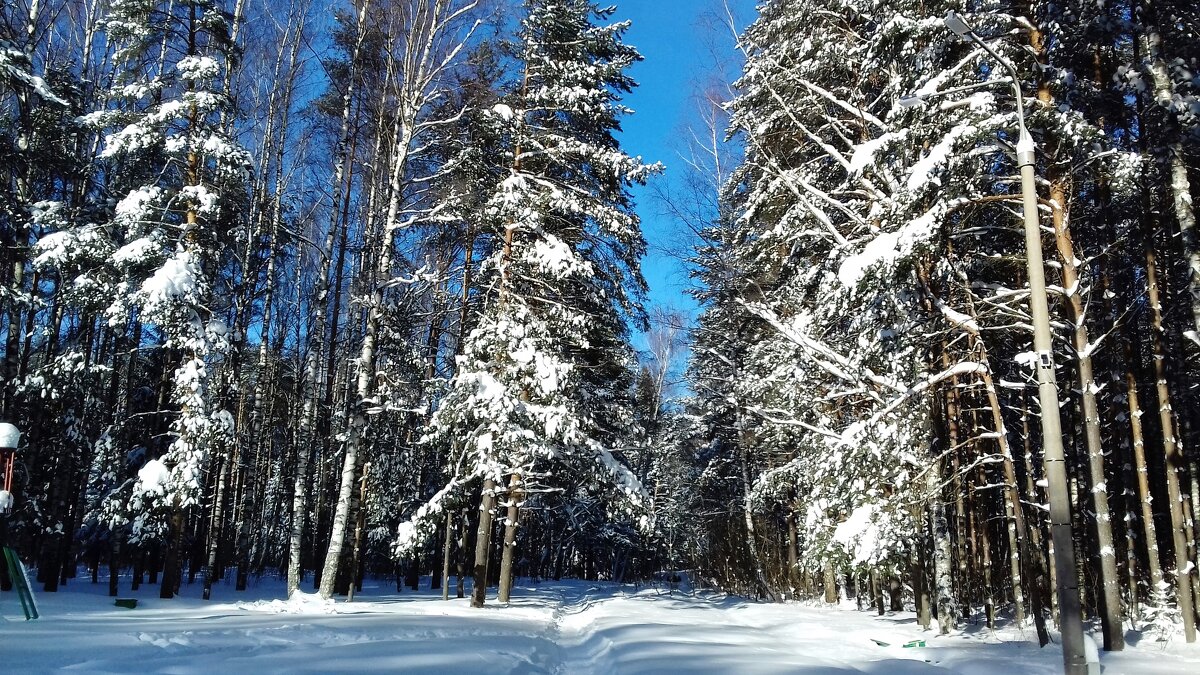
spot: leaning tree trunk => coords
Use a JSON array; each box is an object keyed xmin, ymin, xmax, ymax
[
  {"xmin": 1144, "ymin": 236, "xmax": 1197, "ymax": 642},
  {"xmin": 1124, "ymin": 339, "xmax": 1164, "ymax": 605},
  {"xmin": 942, "ymin": 283, "xmax": 1047, "ymax": 640},
  {"xmin": 318, "ymin": 86, "xmax": 415, "ymax": 600},
  {"xmin": 941, "ymin": 348, "xmax": 970, "ymax": 614},
  {"xmin": 978, "ymin": 359, "xmax": 1045, "ymax": 640},
  {"xmin": 1050, "ymin": 194, "xmax": 1124, "ymax": 650}
]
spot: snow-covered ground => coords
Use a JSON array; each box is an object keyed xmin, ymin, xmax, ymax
[{"xmin": 2, "ymin": 577, "xmax": 1196, "ymax": 674}]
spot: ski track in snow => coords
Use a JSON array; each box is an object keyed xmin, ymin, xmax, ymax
[{"xmin": 2, "ymin": 578, "xmax": 1196, "ymax": 674}]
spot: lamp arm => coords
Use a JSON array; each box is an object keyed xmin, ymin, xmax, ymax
[{"xmin": 964, "ymin": 31, "xmax": 1033, "ymax": 157}]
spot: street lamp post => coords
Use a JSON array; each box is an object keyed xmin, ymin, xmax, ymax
[
  {"xmin": 918, "ymin": 11, "xmax": 1088, "ymax": 675},
  {"xmin": 1, "ymin": 423, "xmax": 20, "ymax": 551}
]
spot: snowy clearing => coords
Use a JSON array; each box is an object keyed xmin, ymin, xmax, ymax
[{"xmin": 3, "ymin": 578, "xmax": 1197, "ymax": 674}]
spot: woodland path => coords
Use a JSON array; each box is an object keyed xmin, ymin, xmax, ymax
[{"xmin": 1, "ymin": 578, "xmax": 1195, "ymax": 674}]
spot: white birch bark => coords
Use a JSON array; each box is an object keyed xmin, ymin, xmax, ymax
[
  {"xmin": 319, "ymin": 0, "xmax": 479, "ymax": 599},
  {"xmin": 289, "ymin": 0, "xmax": 371, "ymax": 598},
  {"xmin": 1141, "ymin": 15, "xmax": 1200, "ymax": 341}
]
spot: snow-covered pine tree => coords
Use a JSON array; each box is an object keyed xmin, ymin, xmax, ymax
[
  {"xmin": 716, "ymin": 0, "xmax": 930, "ymax": 608},
  {"xmin": 71, "ymin": 0, "xmax": 250, "ymax": 599},
  {"xmin": 2, "ymin": 29, "xmax": 70, "ymax": 418},
  {"xmin": 2, "ymin": 24, "xmax": 99, "ymax": 590},
  {"xmin": 720, "ymin": 0, "xmax": 1005, "ymax": 623},
  {"xmin": 708, "ymin": 0, "xmax": 1151, "ymax": 640},
  {"xmin": 393, "ymin": 0, "xmax": 656, "ymax": 607}
]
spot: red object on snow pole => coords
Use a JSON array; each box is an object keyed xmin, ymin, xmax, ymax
[
  {"xmin": 0, "ymin": 422, "xmax": 18, "ymax": 514},
  {"xmin": 1, "ymin": 446, "xmax": 14, "ymax": 495}
]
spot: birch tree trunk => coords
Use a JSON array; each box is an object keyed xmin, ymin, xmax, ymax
[
  {"xmin": 319, "ymin": 420, "xmax": 363, "ymax": 598},
  {"xmin": 347, "ymin": 463, "xmax": 370, "ymax": 602},
  {"xmin": 1139, "ymin": 5, "xmax": 1200, "ymax": 341},
  {"xmin": 319, "ymin": 0, "xmax": 478, "ymax": 598},
  {"xmin": 288, "ymin": 0, "xmax": 370, "ymax": 598},
  {"xmin": 202, "ymin": 449, "xmax": 229, "ymax": 600},
  {"xmin": 738, "ymin": 425, "xmax": 776, "ymax": 603}
]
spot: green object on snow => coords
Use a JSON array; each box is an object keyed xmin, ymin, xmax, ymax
[
  {"xmin": 870, "ymin": 639, "xmax": 890, "ymax": 647},
  {"xmin": 2, "ymin": 546, "xmax": 39, "ymax": 620},
  {"xmin": 115, "ymin": 598, "xmax": 138, "ymax": 609},
  {"xmin": 903, "ymin": 640, "xmax": 926, "ymax": 648}
]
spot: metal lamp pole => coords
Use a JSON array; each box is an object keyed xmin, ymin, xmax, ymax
[{"xmin": 939, "ymin": 11, "xmax": 1088, "ymax": 674}]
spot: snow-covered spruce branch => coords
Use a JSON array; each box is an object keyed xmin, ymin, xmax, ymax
[
  {"xmin": 742, "ymin": 405, "xmax": 841, "ymax": 441},
  {"xmin": 739, "ymin": 301, "xmax": 901, "ymax": 397},
  {"xmin": 392, "ymin": 472, "xmax": 477, "ymax": 558}
]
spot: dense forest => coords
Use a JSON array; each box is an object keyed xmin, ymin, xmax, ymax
[{"xmin": 1, "ymin": 0, "xmax": 1198, "ymax": 656}]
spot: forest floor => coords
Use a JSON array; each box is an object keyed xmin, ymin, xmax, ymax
[{"xmin": 1, "ymin": 575, "xmax": 1197, "ymax": 673}]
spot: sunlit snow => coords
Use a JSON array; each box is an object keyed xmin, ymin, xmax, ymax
[{"xmin": 4, "ymin": 578, "xmax": 1195, "ymax": 674}]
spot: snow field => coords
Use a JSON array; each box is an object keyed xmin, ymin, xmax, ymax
[{"xmin": 2, "ymin": 578, "xmax": 1197, "ymax": 674}]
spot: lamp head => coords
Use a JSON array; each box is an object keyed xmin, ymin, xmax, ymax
[
  {"xmin": 943, "ymin": 10, "xmax": 974, "ymax": 37},
  {"xmin": 0, "ymin": 423, "xmax": 18, "ymax": 450}
]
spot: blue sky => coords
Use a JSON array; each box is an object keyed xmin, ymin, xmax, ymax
[{"xmin": 610, "ymin": 1, "xmax": 752, "ymax": 326}]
